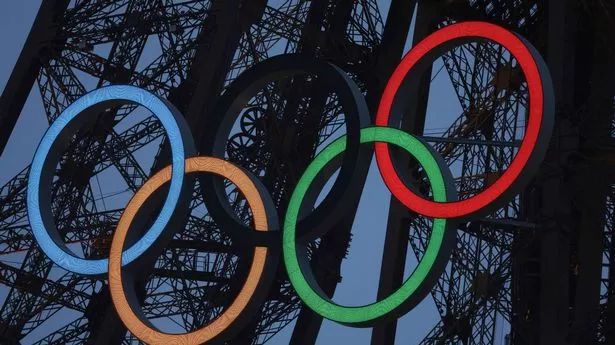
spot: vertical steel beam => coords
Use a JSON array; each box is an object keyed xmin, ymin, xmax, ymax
[
  {"xmin": 525, "ymin": 0, "xmax": 589, "ymax": 343},
  {"xmin": 567, "ymin": 1, "xmax": 615, "ymax": 342},
  {"xmin": 181, "ymin": 0, "xmax": 267, "ymax": 137},
  {"xmin": 370, "ymin": 1, "xmax": 437, "ymax": 344},
  {"xmin": 0, "ymin": 0, "xmax": 69, "ymax": 157},
  {"xmin": 522, "ymin": 1, "xmax": 577, "ymax": 343},
  {"xmin": 152, "ymin": 0, "xmax": 266, "ymax": 170},
  {"xmin": 288, "ymin": 1, "xmax": 359, "ymax": 344},
  {"xmin": 510, "ymin": 1, "xmax": 577, "ymax": 343},
  {"xmin": 364, "ymin": 0, "xmax": 417, "ymax": 116}
]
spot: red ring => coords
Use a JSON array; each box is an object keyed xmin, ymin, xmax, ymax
[{"xmin": 375, "ymin": 21, "xmax": 546, "ymax": 219}]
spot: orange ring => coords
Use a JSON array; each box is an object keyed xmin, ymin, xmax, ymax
[{"xmin": 109, "ymin": 157, "xmax": 269, "ymax": 345}]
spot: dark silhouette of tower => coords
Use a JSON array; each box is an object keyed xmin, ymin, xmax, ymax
[{"xmin": 0, "ymin": 1, "xmax": 613, "ymax": 344}]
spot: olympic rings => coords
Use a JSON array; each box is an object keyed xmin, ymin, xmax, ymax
[
  {"xmin": 27, "ymin": 85, "xmax": 195, "ymax": 276},
  {"xmin": 24, "ymin": 20, "xmax": 555, "ymax": 343},
  {"xmin": 375, "ymin": 21, "xmax": 554, "ymax": 219},
  {"xmin": 283, "ymin": 127, "xmax": 456, "ymax": 326},
  {"xmin": 109, "ymin": 157, "xmax": 278, "ymax": 345}
]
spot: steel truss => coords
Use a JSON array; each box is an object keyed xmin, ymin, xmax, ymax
[
  {"xmin": 0, "ymin": 0, "xmax": 614, "ymax": 344},
  {"xmin": 0, "ymin": 0, "xmax": 383, "ymax": 343}
]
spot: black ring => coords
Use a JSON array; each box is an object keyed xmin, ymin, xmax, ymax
[{"xmin": 199, "ymin": 54, "xmax": 371, "ymax": 243}]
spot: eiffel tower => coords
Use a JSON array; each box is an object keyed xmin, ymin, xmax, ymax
[{"xmin": 0, "ymin": 1, "xmax": 613, "ymax": 344}]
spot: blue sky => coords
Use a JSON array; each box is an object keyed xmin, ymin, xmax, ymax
[{"xmin": 0, "ymin": 2, "xmax": 469, "ymax": 344}]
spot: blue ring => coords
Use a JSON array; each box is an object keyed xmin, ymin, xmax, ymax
[{"xmin": 27, "ymin": 85, "xmax": 186, "ymax": 275}]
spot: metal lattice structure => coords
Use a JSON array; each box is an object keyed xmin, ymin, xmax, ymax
[{"xmin": 0, "ymin": 0, "xmax": 614, "ymax": 344}]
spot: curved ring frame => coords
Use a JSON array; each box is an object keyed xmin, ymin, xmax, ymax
[
  {"xmin": 375, "ymin": 21, "xmax": 554, "ymax": 219},
  {"xmin": 109, "ymin": 157, "xmax": 278, "ymax": 345},
  {"xmin": 283, "ymin": 127, "xmax": 457, "ymax": 326},
  {"xmin": 200, "ymin": 54, "xmax": 372, "ymax": 242},
  {"xmin": 27, "ymin": 85, "xmax": 195, "ymax": 276}
]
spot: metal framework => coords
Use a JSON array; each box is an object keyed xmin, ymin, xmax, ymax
[{"xmin": 0, "ymin": 0, "xmax": 613, "ymax": 344}]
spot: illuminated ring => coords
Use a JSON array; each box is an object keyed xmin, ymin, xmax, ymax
[
  {"xmin": 375, "ymin": 21, "xmax": 554, "ymax": 219},
  {"xmin": 201, "ymin": 54, "xmax": 371, "ymax": 242},
  {"xmin": 27, "ymin": 85, "xmax": 195, "ymax": 276},
  {"xmin": 109, "ymin": 157, "xmax": 278, "ymax": 345},
  {"xmin": 283, "ymin": 127, "xmax": 457, "ymax": 326}
]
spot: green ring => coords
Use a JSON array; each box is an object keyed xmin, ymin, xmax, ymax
[{"xmin": 283, "ymin": 126, "xmax": 451, "ymax": 325}]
